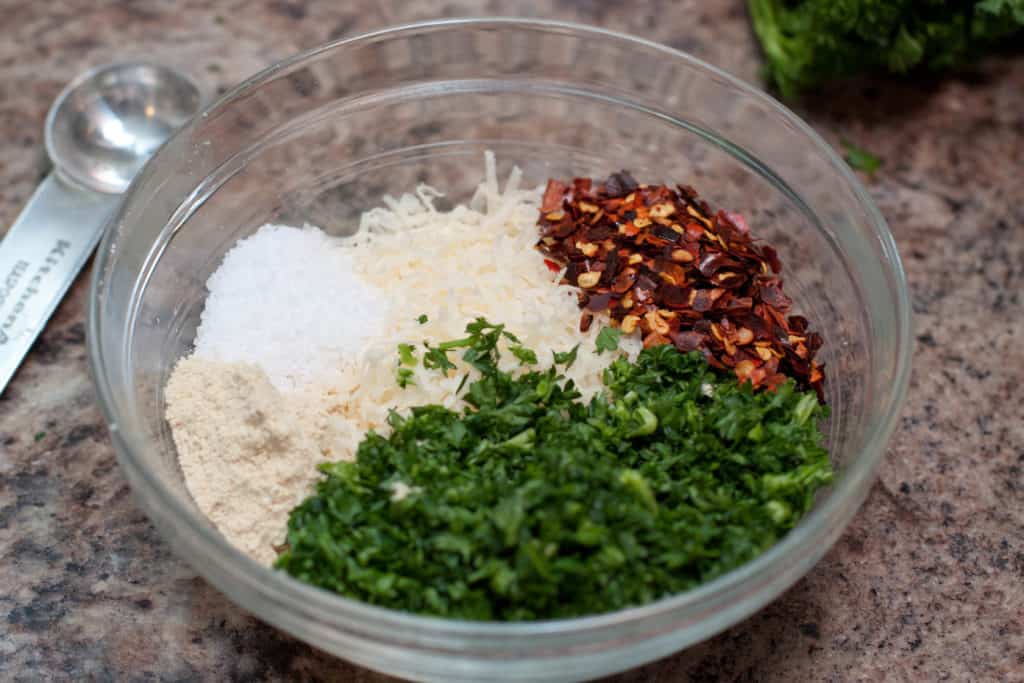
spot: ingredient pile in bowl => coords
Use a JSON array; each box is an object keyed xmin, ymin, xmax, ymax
[{"xmin": 164, "ymin": 153, "xmax": 831, "ymax": 620}]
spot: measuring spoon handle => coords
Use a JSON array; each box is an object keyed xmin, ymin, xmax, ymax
[{"xmin": 0, "ymin": 175, "xmax": 119, "ymax": 396}]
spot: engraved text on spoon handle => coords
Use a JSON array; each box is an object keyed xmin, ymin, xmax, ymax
[{"xmin": 0, "ymin": 176, "xmax": 118, "ymax": 396}]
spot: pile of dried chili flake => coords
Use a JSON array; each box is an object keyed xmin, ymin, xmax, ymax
[{"xmin": 536, "ymin": 172, "xmax": 825, "ymax": 400}]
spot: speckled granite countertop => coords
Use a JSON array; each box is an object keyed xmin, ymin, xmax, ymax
[{"xmin": 1, "ymin": 1, "xmax": 1021, "ymax": 681}]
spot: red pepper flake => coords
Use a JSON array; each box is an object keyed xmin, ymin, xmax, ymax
[
  {"xmin": 535, "ymin": 173, "xmax": 827, "ymax": 401},
  {"xmin": 540, "ymin": 180, "xmax": 568, "ymax": 213}
]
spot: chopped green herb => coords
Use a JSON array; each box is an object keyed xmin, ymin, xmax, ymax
[
  {"xmin": 278, "ymin": 321, "xmax": 832, "ymax": 621},
  {"xmin": 841, "ymin": 139, "xmax": 882, "ymax": 174},
  {"xmin": 33, "ymin": 431, "xmax": 46, "ymax": 442},
  {"xmin": 595, "ymin": 327, "xmax": 622, "ymax": 354},
  {"xmin": 422, "ymin": 344, "xmax": 457, "ymax": 374},
  {"xmin": 417, "ymin": 314, "xmax": 428, "ymax": 324},
  {"xmin": 396, "ymin": 367, "xmax": 416, "ymax": 389},
  {"xmin": 397, "ymin": 343, "xmax": 417, "ymax": 366},
  {"xmin": 396, "ymin": 343, "xmax": 419, "ymax": 388},
  {"xmin": 509, "ymin": 344, "xmax": 538, "ymax": 365},
  {"xmin": 552, "ymin": 344, "xmax": 579, "ymax": 369},
  {"xmin": 429, "ymin": 318, "xmax": 510, "ymax": 375},
  {"xmin": 501, "ymin": 328, "xmax": 521, "ymax": 344}
]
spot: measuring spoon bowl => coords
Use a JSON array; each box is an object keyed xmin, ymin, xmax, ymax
[{"xmin": 0, "ymin": 63, "xmax": 200, "ymax": 395}]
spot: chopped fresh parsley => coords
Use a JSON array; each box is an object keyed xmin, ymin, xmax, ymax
[
  {"xmin": 278, "ymin": 320, "xmax": 832, "ymax": 620},
  {"xmin": 595, "ymin": 326, "xmax": 622, "ymax": 354},
  {"xmin": 417, "ymin": 314, "xmax": 428, "ymax": 324},
  {"xmin": 396, "ymin": 367, "xmax": 415, "ymax": 389},
  {"xmin": 509, "ymin": 344, "xmax": 538, "ymax": 365},
  {"xmin": 422, "ymin": 343, "xmax": 457, "ymax": 374},
  {"xmin": 397, "ymin": 343, "xmax": 417, "ymax": 366},
  {"xmin": 552, "ymin": 344, "xmax": 579, "ymax": 369},
  {"xmin": 841, "ymin": 139, "xmax": 882, "ymax": 174},
  {"xmin": 396, "ymin": 343, "xmax": 419, "ymax": 388}
]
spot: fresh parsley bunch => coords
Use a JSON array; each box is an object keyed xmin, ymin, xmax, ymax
[
  {"xmin": 276, "ymin": 320, "xmax": 832, "ymax": 620},
  {"xmin": 750, "ymin": 0, "xmax": 1024, "ymax": 96}
]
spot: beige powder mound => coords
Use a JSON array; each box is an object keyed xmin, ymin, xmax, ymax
[{"xmin": 164, "ymin": 357, "xmax": 353, "ymax": 565}]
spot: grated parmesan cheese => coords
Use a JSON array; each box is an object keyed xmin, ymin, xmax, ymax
[{"xmin": 321, "ymin": 151, "xmax": 641, "ymax": 439}]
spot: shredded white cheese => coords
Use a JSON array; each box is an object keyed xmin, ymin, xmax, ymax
[{"xmin": 319, "ymin": 152, "xmax": 641, "ymax": 438}]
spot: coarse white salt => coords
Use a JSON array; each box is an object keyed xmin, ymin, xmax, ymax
[{"xmin": 193, "ymin": 224, "xmax": 387, "ymax": 392}]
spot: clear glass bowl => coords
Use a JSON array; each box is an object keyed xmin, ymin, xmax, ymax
[{"xmin": 88, "ymin": 19, "xmax": 911, "ymax": 683}]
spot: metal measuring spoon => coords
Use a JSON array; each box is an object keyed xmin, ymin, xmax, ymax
[{"xmin": 0, "ymin": 63, "xmax": 200, "ymax": 396}]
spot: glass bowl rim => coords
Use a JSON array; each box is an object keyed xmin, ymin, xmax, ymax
[{"xmin": 87, "ymin": 16, "xmax": 912, "ymax": 640}]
